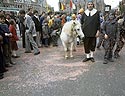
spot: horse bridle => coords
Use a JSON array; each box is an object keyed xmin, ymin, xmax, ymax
[{"xmin": 71, "ymin": 22, "xmax": 77, "ymax": 31}]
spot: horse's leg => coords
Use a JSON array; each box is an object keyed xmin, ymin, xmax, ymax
[
  {"xmin": 62, "ymin": 42, "xmax": 68, "ymax": 59},
  {"xmin": 70, "ymin": 42, "xmax": 74, "ymax": 58},
  {"xmin": 73, "ymin": 38, "xmax": 77, "ymax": 51}
]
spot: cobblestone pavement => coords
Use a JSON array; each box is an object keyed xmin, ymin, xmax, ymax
[{"xmin": 0, "ymin": 40, "xmax": 125, "ymax": 96}]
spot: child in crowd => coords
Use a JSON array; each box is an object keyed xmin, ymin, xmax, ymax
[
  {"xmin": 9, "ymin": 19, "xmax": 19, "ymax": 58},
  {"xmin": 102, "ymin": 10, "xmax": 118, "ymax": 64}
]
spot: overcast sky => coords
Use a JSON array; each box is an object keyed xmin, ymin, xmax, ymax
[
  {"xmin": 46, "ymin": 0, "xmax": 122, "ymax": 11},
  {"xmin": 46, "ymin": 0, "xmax": 59, "ymax": 11}
]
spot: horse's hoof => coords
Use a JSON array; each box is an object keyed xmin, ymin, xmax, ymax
[
  {"xmin": 65, "ymin": 56, "xmax": 68, "ymax": 59},
  {"xmin": 70, "ymin": 56, "xmax": 74, "ymax": 58}
]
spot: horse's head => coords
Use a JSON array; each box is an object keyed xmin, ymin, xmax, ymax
[{"xmin": 72, "ymin": 21, "xmax": 84, "ymax": 38}]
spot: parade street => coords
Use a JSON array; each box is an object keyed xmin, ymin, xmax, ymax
[{"xmin": 0, "ymin": 40, "xmax": 125, "ymax": 96}]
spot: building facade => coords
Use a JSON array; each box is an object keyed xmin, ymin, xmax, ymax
[
  {"xmin": 0, "ymin": 0, "xmax": 105, "ymax": 14},
  {"xmin": 59, "ymin": 0, "xmax": 105, "ymax": 13},
  {"xmin": 0, "ymin": 0, "xmax": 47, "ymax": 14}
]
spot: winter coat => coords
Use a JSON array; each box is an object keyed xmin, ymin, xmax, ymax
[{"xmin": 9, "ymin": 25, "xmax": 19, "ymax": 41}]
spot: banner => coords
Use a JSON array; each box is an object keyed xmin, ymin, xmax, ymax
[
  {"xmin": 70, "ymin": 0, "xmax": 73, "ymax": 8},
  {"xmin": 61, "ymin": 3, "xmax": 65, "ymax": 10}
]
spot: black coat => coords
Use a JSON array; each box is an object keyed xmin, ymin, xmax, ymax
[
  {"xmin": 32, "ymin": 16, "xmax": 41, "ymax": 32},
  {"xmin": 0, "ymin": 23, "xmax": 10, "ymax": 44},
  {"xmin": 102, "ymin": 19, "xmax": 118, "ymax": 39},
  {"xmin": 81, "ymin": 11, "xmax": 100, "ymax": 37}
]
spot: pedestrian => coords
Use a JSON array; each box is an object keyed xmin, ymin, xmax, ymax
[
  {"xmin": 0, "ymin": 14, "xmax": 15, "ymax": 67},
  {"xmin": 0, "ymin": 10, "xmax": 5, "ymax": 15},
  {"xmin": 40, "ymin": 12, "xmax": 46, "ymax": 43},
  {"xmin": 42, "ymin": 16, "xmax": 49, "ymax": 47},
  {"xmin": 77, "ymin": 8, "xmax": 84, "ymax": 22},
  {"xmin": 9, "ymin": 19, "xmax": 19, "ymax": 58},
  {"xmin": 81, "ymin": 0, "xmax": 100, "ymax": 62},
  {"xmin": 32, "ymin": 10, "xmax": 41, "ymax": 48},
  {"xmin": 96, "ymin": 14, "xmax": 105, "ymax": 49},
  {"xmin": 50, "ymin": 15, "xmax": 61, "ymax": 47},
  {"xmin": 102, "ymin": 10, "xmax": 118, "ymax": 64},
  {"xmin": 66, "ymin": 13, "xmax": 71, "ymax": 22},
  {"xmin": 18, "ymin": 9, "xmax": 26, "ymax": 48},
  {"xmin": 25, "ymin": 8, "xmax": 40, "ymax": 55},
  {"xmin": 114, "ymin": 13, "xmax": 125, "ymax": 58},
  {"xmin": 61, "ymin": 14, "xmax": 66, "ymax": 27},
  {"xmin": 5, "ymin": 14, "xmax": 11, "ymax": 27}
]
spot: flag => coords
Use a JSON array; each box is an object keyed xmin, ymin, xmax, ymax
[
  {"xmin": 61, "ymin": 3, "xmax": 64, "ymax": 10},
  {"xmin": 70, "ymin": 0, "xmax": 73, "ymax": 8},
  {"xmin": 72, "ymin": 3, "xmax": 76, "ymax": 9},
  {"xmin": 59, "ymin": 2, "xmax": 61, "ymax": 10},
  {"xmin": 61, "ymin": 3, "xmax": 65, "ymax": 10}
]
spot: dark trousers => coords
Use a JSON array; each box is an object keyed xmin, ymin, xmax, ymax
[
  {"xmin": 0, "ymin": 46, "xmax": 6, "ymax": 73},
  {"xmin": 42, "ymin": 38, "xmax": 49, "ymax": 46},
  {"xmin": 51, "ymin": 35, "xmax": 58, "ymax": 46},
  {"xmin": 84, "ymin": 37, "xmax": 96, "ymax": 54},
  {"xmin": 103, "ymin": 38, "xmax": 116, "ymax": 59},
  {"xmin": 2, "ymin": 43, "xmax": 12, "ymax": 64},
  {"xmin": 22, "ymin": 31, "xmax": 25, "ymax": 48}
]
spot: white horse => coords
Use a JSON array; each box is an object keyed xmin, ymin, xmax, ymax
[{"xmin": 60, "ymin": 20, "xmax": 84, "ymax": 59}]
